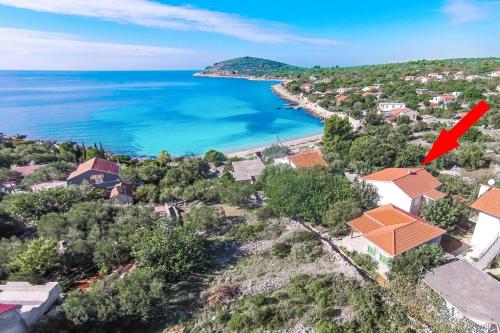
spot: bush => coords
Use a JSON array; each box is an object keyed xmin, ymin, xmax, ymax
[
  {"xmin": 271, "ymin": 242, "xmax": 291, "ymax": 258},
  {"xmin": 421, "ymin": 198, "xmax": 468, "ymax": 229},
  {"xmin": 290, "ymin": 242, "xmax": 323, "ymax": 262},
  {"xmin": 390, "ymin": 244, "xmax": 443, "ymax": 280},
  {"xmin": 347, "ymin": 250, "xmax": 377, "ymax": 272}
]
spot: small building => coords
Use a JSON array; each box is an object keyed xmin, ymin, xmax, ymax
[
  {"xmin": 334, "ymin": 87, "xmax": 352, "ymax": 94},
  {"xmin": 335, "ymin": 95, "xmax": 348, "ymax": 106},
  {"xmin": 423, "ymin": 259, "xmax": 500, "ymax": 331},
  {"xmin": 275, "ymin": 150, "xmax": 328, "ymax": 169},
  {"xmin": 430, "ymin": 95, "xmax": 457, "ymax": 108},
  {"xmin": 230, "ymin": 159, "xmax": 265, "ymax": 183},
  {"xmin": 67, "ymin": 157, "xmax": 120, "ymax": 191},
  {"xmin": 421, "ymin": 114, "xmax": 437, "ymax": 124},
  {"xmin": 301, "ymin": 83, "xmax": 314, "ymax": 92},
  {"xmin": 0, "ymin": 180, "xmax": 17, "ymax": 194},
  {"xmin": 0, "ymin": 282, "xmax": 61, "ymax": 331},
  {"xmin": 361, "ymin": 168, "xmax": 446, "ymax": 215},
  {"xmin": 378, "ymin": 102, "xmax": 406, "ymax": 117},
  {"xmin": 387, "ymin": 107, "xmax": 418, "ymax": 123},
  {"xmin": 348, "ymin": 204, "xmax": 445, "ymax": 275},
  {"xmin": 10, "ymin": 163, "xmax": 45, "ymax": 177},
  {"xmin": 109, "ymin": 182, "xmax": 134, "ymax": 204},
  {"xmin": 154, "ymin": 203, "xmax": 182, "ymax": 219},
  {"xmin": 30, "ymin": 180, "xmax": 67, "ymax": 192},
  {"xmin": 415, "ymin": 88, "xmax": 429, "ymax": 95},
  {"xmin": 488, "ymin": 70, "xmax": 500, "ymax": 78},
  {"xmin": 404, "ymin": 75, "xmax": 415, "ymax": 81},
  {"xmin": 467, "ymin": 182, "xmax": 500, "ymax": 269},
  {"xmin": 454, "ymin": 71, "xmax": 465, "ymax": 80},
  {"xmin": 415, "ymin": 76, "xmax": 429, "ymax": 83}
]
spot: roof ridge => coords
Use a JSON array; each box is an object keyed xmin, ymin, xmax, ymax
[{"xmin": 392, "ymin": 168, "xmax": 423, "ymax": 182}]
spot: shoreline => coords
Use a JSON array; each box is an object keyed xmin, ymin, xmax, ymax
[
  {"xmin": 226, "ymin": 133, "xmax": 323, "ymax": 158},
  {"xmin": 271, "ymin": 83, "xmax": 334, "ymax": 120},
  {"xmin": 193, "ymin": 72, "xmax": 283, "ymax": 82}
]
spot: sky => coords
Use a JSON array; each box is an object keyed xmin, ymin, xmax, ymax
[{"xmin": 0, "ymin": 0, "xmax": 498, "ymax": 70}]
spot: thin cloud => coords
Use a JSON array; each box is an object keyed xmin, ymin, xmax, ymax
[
  {"xmin": 0, "ymin": 0, "xmax": 341, "ymax": 45},
  {"xmin": 440, "ymin": 0, "xmax": 496, "ymax": 24},
  {"xmin": 0, "ymin": 27, "xmax": 195, "ymax": 69}
]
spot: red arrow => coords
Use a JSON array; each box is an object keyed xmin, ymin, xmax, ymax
[{"xmin": 421, "ymin": 100, "xmax": 490, "ymax": 165}]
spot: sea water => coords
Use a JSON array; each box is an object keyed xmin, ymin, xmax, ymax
[{"xmin": 0, "ymin": 71, "xmax": 323, "ymax": 156}]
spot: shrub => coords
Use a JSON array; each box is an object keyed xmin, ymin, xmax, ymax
[{"xmin": 271, "ymin": 242, "xmax": 292, "ymax": 258}]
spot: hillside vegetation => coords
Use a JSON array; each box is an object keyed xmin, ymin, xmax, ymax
[{"xmin": 196, "ymin": 56, "xmax": 301, "ymax": 77}]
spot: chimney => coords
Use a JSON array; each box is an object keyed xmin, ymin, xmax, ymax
[{"xmin": 478, "ymin": 179, "xmax": 495, "ymax": 198}]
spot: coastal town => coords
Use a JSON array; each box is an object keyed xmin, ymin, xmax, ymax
[{"xmin": 0, "ymin": 56, "xmax": 499, "ymax": 333}]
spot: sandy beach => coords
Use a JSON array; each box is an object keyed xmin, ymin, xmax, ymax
[{"xmin": 226, "ymin": 133, "xmax": 323, "ymax": 158}]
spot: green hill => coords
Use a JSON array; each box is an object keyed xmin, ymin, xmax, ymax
[{"xmin": 196, "ymin": 56, "xmax": 301, "ymax": 77}]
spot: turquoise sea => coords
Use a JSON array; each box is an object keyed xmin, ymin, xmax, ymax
[{"xmin": 0, "ymin": 71, "xmax": 323, "ymax": 156}]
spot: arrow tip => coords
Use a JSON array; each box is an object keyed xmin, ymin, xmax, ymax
[{"xmin": 421, "ymin": 129, "xmax": 460, "ymax": 165}]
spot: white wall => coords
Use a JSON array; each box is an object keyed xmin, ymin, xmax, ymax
[
  {"xmin": 365, "ymin": 180, "xmax": 413, "ymax": 213},
  {"xmin": 471, "ymin": 213, "xmax": 500, "ymax": 253},
  {"xmin": 365, "ymin": 239, "xmax": 394, "ymax": 275}
]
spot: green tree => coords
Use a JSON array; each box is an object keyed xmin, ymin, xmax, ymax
[
  {"xmin": 204, "ymin": 149, "xmax": 227, "ymax": 166},
  {"xmin": 421, "ymin": 198, "xmax": 468, "ymax": 229},
  {"xmin": 395, "ymin": 144, "xmax": 426, "ymax": 167},
  {"xmin": 1, "ymin": 185, "xmax": 104, "ymax": 225},
  {"xmin": 132, "ymin": 223, "xmax": 208, "ymax": 281},
  {"xmin": 390, "ymin": 244, "xmax": 443, "ymax": 280},
  {"xmin": 322, "ymin": 200, "xmax": 361, "ymax": 237},
  {"xmin": 262, "ymin": 166, "xmax": 354, "ymax": 224},
  {"xmin": 184, "ymin": 204, "xmax": 226, "ymax": 235},
  {"xmin": 323, "ymin": 115, "xmax": 354, "ymax": 157},
  {"xmin": 456, "ymin": 143, "xmax": 485, "ymax": 170},
  {"xmin": 63, "ymin": 269, "xmax": 164, "ymax": 327},
  {"xmin": 9, "ymin": 238, "xmax": 59, "ymax": 282}
]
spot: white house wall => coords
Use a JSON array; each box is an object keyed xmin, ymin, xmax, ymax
[
  {"xmin": 471, "ymin": 212, "xmax": 500, "ymax": 253},
  {"xmin": 365, "ymin": 180, "xmax": 413, "ymax": 213}
]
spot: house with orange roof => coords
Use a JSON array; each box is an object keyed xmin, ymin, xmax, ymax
[
  {"xmin": 466, "ymin": 180, "xmax": 500, "ymax": 269},
  {"xmin": 109, "ymin": 182, "xmax": 134, "ymax": 204},
  {"xmin": 274, "ymin": 150, "xmax": 328, "ymax": 169},
  {"xmin": 67, "ymin": 157, "xmax": 120, "ymax": 191},
  {"xmin": 386, "ymin": 107, "xmax": 418, "ymax": 123},
  {"xmin": 335, "ymin": 95, "xmax": 348, "ymax": 106},
  {"xmin": 361, "ymin": 168, "xmax": 446, "ymax": 215},
  {"xmin": 378, "ymin": 102, "xmax": 406, "ymax": 117},
  {"xmin": 348, "ymin": 204, "xmax": 445, "ymax": 274}
]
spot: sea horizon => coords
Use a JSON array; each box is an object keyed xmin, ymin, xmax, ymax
[{"xmin": 0, "ymin": 70, "xmax": 323, "ymax": 156}]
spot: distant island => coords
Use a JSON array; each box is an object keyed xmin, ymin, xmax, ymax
[{"xmin": 194, "ymin": 56, "xmax": 301, "ymax": 80}]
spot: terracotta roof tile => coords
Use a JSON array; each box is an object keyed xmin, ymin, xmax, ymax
[
  {"xmin": 362, "ymin": 168, "xmax": 442, "ymax": 199},
  {"xmin": 288, "ymin": 150, "xmax": 328, "ymax": 169},
  {"xmin": 68, "ymin": 157, "xmax": 119, "ymax": 180},
  {"xmin": 110, "ymin": 182, "xmax": 134, "ymax": 198},
  {"xmin": 423, "ymin": 188, "xmax": 447, "ymax": 200},
  {"xmin": 470, "ymin": 187, "xmax": 500, "ymax": 218},
  {"xmin": 348, "ymin": 204, "xmax": 445, "ymax": 256}
]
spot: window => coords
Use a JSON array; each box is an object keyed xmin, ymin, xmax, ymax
[
  {"xmin": 94, "ymin": 178, "xmax": 104, "ymax": 184},
  {"xmin": 379, "ymin": 254, "xmax": 390, "ymax": 265},
  {"xmin": 367, "ymin": 246, "xmax": 376, "ymax": 256}
]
